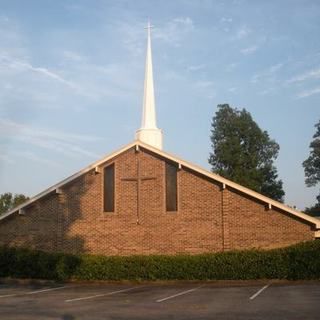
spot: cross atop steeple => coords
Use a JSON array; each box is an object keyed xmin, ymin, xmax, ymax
[
  {"xmin": 135, "ymin": 20, "xmax": 163, "ymax": 150},
  {"xmin": 145, "ymin": 20, "xmax": 153, "ymax": 33}
]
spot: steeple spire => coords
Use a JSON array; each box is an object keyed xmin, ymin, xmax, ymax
[{"xmin": 135, "ymin": 21, "xmax": 163, "ymax": 150}]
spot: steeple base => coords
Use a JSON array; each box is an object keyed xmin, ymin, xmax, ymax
[{"xmin": 135, "ymin": 128, "xmax": 163, "ymax": 150}]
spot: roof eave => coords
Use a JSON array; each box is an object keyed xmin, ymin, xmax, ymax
[
  {"xmin": 0, "ymin": 140, "xmax": 138, "ymax": 221},
  {"xmin": 1, "ymin": 139, "xmax": 319, "ymax": 231},
  {"xmin": 136, "ymin": 141, "xmax": 320, "ymax": 230}
]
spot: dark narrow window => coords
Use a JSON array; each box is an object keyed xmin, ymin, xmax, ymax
[
  {"xmin": 104, "ymin": 164, "xmax": 115, "ymax": 212},
  {"xmin": 166, "ymin": 162, "xmax": 178, "ymax": 211}
]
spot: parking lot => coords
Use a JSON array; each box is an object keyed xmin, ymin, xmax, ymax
[{"xmin": 0, "ymin": 281, "xmax": 319, "ymax": 319}]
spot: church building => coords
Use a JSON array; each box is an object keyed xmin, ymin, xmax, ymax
[{"xmin": 0, "ymin": 24, "xmax": 319, "ymax": 256}]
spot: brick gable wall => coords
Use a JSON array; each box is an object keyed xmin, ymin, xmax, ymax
[
  {"xmin": 0, "ymin": 147, "xmax": 314, "ymax": 255},
  {"xmin": 226, "ymin": 189, "xmax": 314, "ymax": 250}
]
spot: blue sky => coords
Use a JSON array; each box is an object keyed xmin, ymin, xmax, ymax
[{"xmin": 0, "ymin": 0, "xmax": 319, "ymax": 209}]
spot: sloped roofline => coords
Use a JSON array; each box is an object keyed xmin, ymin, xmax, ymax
[{"xmin": 1, "ymin": 140, "xmax": 319, "ymax": 231}]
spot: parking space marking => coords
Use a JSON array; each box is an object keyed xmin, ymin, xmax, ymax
[
  {"xmin": 249, "ymin": 284, "xmax": 270, "ymax": 300},
  {"xmin": 0, "ymin": 286, "xmax": 69, "ymax": 298},
  {"xmin": 156, "ymin": 285, "xmax": 204, "ymax": 303},
  {"xmin": 0, "ymin": 292, "xmax": 28, "ymax": 298},
  {"xmin": 65, "ymin": 286, "xmax": 141, "ymax": 303},
  {"xmin": 27, "ymin": 286, "xmax": 68, "ymax": 295}
]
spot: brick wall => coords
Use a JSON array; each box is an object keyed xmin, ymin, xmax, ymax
[
  {"xmin": 0, "ymin": 195, "xmax": 59, "ymax": 252},
  {"xmin": 226, "ymin": 189, "xmax": 314, "ymax": 250},
  {"xmin": 0, "ymin": 146, "xmax": 315, "ymax": 255}
]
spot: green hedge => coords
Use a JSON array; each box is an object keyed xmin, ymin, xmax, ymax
[{"xmin": 0, "ymin": 241, "xmax": 319, "ymax": 281}]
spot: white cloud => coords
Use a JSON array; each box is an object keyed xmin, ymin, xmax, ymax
[
  {"xmin": 220, "ymin": 17, "xmax": 233, "ymax": 23},
  {"xmin": 0, "ymin": 119, "xmax": 101, "ymax": 159},
  {"xmin": 0, "ymin": 51, "xmax": 138, "ymax": 111},
  {"xmin": 163, "ymin": 69, "xmax": 185, "ymax": 81},
  {"xmin": 0, "ymin": 153, "xmax": 15, "ymax": 165},
  {"xmin": 117, "ymin": 21, "xmax": 145, "ymax": 57},
  {"xmin": 240, "ymin": 45, "xmax": 258, "ymax": 55},
  {"xmin": 187, "ymin": 64, "xmax": 205, "ymax": 72},
  {"xmin": 194, "ymin": 80, "xmax": 216, "ymax": 99},
  {"xmin": 228, "ymin": 87, "xmax": 237, "ymax": 93},
  {"xmin": 296, "ymin": 86, "xmax": 320, "ymax": 98},
  {"xmin": 251, "ymin": 63, "xmax": 283, "ymax": 84},
  {"xmin": 195, "ymin": 80, "xmax": 215, "ymax": 88},
  {"xmin": 225, "ymin": 63, "xmax": 237, "ymax": 72},
  {"xmin": 0, "ymin": 53, "xmax": 93, "ymax": 110},
  {"xmin": 0, "ymin": 17, "xmax": 141, "ymax": 113},
  {"xmin": 235, "ymin": 26, "xmax": 251, "ymax": 40},
  {"xmin": 62, "ymin": 50, "xmax": 85, "ymax": 62},
  {"xmin": 287, "ymin": 67, "xmax": 320, "ymax": 83},
  {"xmin": 0, "ymin": 118, "xmax": 101, "ymax": 143},
  {"xmin": 0, "ymin": 54, "xmax": 76, "ymax": 88},
  {"xmin": 269, "ymin": 63, "xmax": 284, "ymax": 73},
  {"xmin": 173, "ymin": 17, "xmax": 194, "ymax": 28},
  {"xmin": 13, "ymin": 151, "xmax": 61, "ymax": 167},
  {"xmin": 153, "ymin": 17, "xmax": 195, "ymax": 46},
  {"xmin": 259, "ymin": 87, "xmax": 276, "ymax": 95},
  {"xmin": 117, "ymin": 17, "xmax": 195, "ymax": 56}
]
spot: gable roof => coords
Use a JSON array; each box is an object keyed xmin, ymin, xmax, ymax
[{"xmin": 1, "ymin": 140, "xmax": 319, "ymax": 233}]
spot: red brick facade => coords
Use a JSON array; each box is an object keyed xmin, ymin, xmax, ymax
[{"xmin": 0, "ymin": 146, "xmax": 315, "ymax": 255}]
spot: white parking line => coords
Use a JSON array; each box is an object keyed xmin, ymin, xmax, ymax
[
  {"xmin": 0, "ymin": 286, "xmax": 68, "ymax": 298},
  {"xmin": 27, "ymin": 286, "xmax": 68, "ymax": 295},
  {"xmin": 65, "ymin": 286, "xmax": 140, "ymax": 303},
  {"xmin": 156, "ymin": 286, "xmax": 204, "ymax": 303},
  {"xmin": 249, "ymin": 284, "xmax": 270, "ymax": 300},
  {"xmin": 0, "ymin": 292, "xmax": 28, "ymax": 298}
]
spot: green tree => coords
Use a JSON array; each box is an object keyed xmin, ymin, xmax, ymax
[
  {"xmin": 0, "ymin": 192, "xmax": 29, "ymax": 214},
  {"xmin": 303, "ymin": 119, "xmax": 320, "ymax": 216},
  {"xmin": 304, "ymin": 204, "xmax": 320, "ymax": 217},
  {"xmin": 209, "ymin": 104, "xmax": 285, "ymax": 201}
]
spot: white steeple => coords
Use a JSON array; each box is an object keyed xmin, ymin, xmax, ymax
[{"xmin": 135, "ymin": 21, "xmax": 163, "ymax": 150}]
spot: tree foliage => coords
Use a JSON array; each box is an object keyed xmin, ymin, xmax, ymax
[
  {"xmin": 303, "ymin": 119, "xmax": 320, "ymax": 214},
  {"xmin": 0, "ymin": 193, "xmax": 29, "ymax": 214},
  {"xmin": 209, "ymin": 104, "xmax": 285, "ymax": 201},
  {"xmin": 304, "ymin": 204, "xmax": 320, "ymax": 217}
]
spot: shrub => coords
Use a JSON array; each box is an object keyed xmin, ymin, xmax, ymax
[{"xmin": 0, "ymin": 241, "xmax": 319, "ymax": 281}]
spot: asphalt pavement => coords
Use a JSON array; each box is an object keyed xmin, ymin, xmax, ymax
[{"xmin": 0, "ymin": 280, "xmax": 319, "ymax": 319}]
